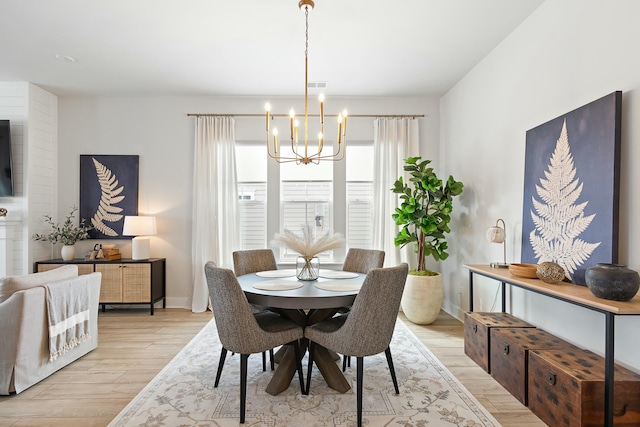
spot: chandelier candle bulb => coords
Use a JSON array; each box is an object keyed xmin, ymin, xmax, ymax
[
  {"xmin": 273, "ymin": 129, "xmax": 279, "ymax": 153},
  {"xmin": 289, "ymin": 109, "xmax": 295, "ymax": 139},
  {"xmin": 265, "ymin": 103, "xmax": 271, "ymax": 131},
  {"xmin": 342, "ymin": 110, "xmax": 348, "ymax": 135}
]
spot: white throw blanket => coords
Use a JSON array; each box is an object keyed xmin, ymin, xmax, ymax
[{"xmin": 43, "ymin": 278, "xmax": 91, "ymax": 361}]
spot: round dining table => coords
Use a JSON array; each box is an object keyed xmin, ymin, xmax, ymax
[{"xmin": 237, "ymin": 269, "xmax": 365, "ymax": 396}]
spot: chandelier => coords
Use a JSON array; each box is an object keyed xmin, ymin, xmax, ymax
[{"xmin": 265, "ymin": 0, "xmax": 347, "ymax": 165}]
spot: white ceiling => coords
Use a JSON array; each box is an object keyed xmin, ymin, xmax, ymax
[{"xmin": 0, "ymin": 0, "xmax": 544, "ymax": 97}]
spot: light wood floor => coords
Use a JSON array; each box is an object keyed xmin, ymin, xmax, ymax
[{"xmin": 0, "ymin": 308, "xmax": 545, "ymax": 427}]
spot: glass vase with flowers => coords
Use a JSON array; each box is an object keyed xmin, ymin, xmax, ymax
[{"xmin": 272, "ymin": 225, "xmax": 345, "ymax": 280}]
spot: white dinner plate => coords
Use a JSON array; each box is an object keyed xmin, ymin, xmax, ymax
[
  {"xmin": 252, "ymin": 279, "xmax": 303, "ymax": 290},
  {"xmin": 255, "ymin": 269, "xmax": 296, "ymax": 278},
  {"xmin": 318, "ymin": 270, "xmax": 359, "ymax": 279},
  {"xmin": 314, "ymin": 280, "xmax": 362, "ymax": 292}
]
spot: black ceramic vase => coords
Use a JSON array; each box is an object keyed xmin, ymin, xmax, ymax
[{"xmin": 585, "ymin": 263, "xmax": 640, "ymax": 302}]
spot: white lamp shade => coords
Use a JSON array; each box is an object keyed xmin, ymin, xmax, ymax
[
  {"xmin": 123, "ymin": 216, "xmax": 157, "ymax": 260},
  {"xmin": 486, "ymin": 225, "xmax": 505, "ymax": 243},
  {"xmin": 122, "ymin": 216, "xmax": 157, "ymax": 236}
]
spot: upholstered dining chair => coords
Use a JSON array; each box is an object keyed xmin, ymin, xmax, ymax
[
  {"xmin": 209, "ymin": 261, "xmax": 275, "ymax": 387},
  {"xmin": 340, "ymin": 248, "xmax": 386, "ymax": 370},
  {"xmin": 304, "ymin": 263, "xmax": 408, "ymax": 427},
  {"xmin": 204, "ymin": 262, "xmax": 306, "ymax": 424},
  {"xmin": 232, "ymin": 249, "xmax": 278, "ymax": 370},
  {"xmin": 233, "ymin": 249, "xmax": 278, "ymax": 278},
  {"xmin": 342, "ymin": 248, "xmax": 385, "ymax": 274}
]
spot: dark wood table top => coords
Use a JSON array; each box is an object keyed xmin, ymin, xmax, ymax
[{"xmin": 237, "ymin": 270, "xmax": 364, "ymax": 310}]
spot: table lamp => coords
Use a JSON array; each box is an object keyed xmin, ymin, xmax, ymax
[
  {"xmin": 486, "ymin": 218, "xmax": 508, "ymax": 268},
  {"xmin": 123, "ymin": 216, "xmax": 157, "ymax": 260}
]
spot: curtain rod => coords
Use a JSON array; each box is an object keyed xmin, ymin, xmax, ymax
[{"xmin": 187, "ymin": 113, "xmax": 424, "ymax": 119}]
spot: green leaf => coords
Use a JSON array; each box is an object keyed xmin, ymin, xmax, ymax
[
  {"xmin": 404, "ymin": 203, "xmax": 415, "ymax": 214},
  {"xmin": 405, "ymin": 157, "xmax": 419, "ymax": 165}
]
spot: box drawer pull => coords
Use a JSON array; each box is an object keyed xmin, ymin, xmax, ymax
[
  {"xmin": 547, "ymin": 370, "xmax": 556, "ymax": 385},
  {"xmin": 472, "ymin": 323, "xmax": 478, "ymax": 333},
  {"xmin": 502, "ymin": 343, "xmax": 510, "ymax": 355}
]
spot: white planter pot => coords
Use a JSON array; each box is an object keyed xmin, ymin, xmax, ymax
[
  {"xmin": 400, "ymin": 273, "xmax": 444, "ymax": 325},
  {"xmin": 61, "ymin": 245, "xmax": 75, "ymax": 261}
]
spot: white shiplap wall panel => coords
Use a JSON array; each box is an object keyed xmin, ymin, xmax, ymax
[
  {"xmin": 27, "ymin": 84, "xmax": 58, "ymax": 272},
  {"xmin": 0, "ymin": 82, "xmax": 28, "ymax": 275}
]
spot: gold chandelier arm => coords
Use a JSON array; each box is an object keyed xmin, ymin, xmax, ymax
[{"xmin": 309, "ymin": 144, "xmax": 346, "ymax": 162}]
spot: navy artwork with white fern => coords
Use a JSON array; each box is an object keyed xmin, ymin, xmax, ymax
[
  {"xmin": 80, "ymin": 155, "xmax": 139, "ymax": 239},
  {"xmin": 521, "ymin": 92, "xmax": 621, "ymax": 286}
]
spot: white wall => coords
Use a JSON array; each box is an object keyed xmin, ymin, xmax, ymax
[
  {"xmin": 58, "ymin": 95, "xmax": 440, "ymax": 308},
  {"xmin": 440, "ymin": 0, "xmax": 640, "ymax": 370}
]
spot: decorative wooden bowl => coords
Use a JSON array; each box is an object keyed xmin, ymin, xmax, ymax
[{"xmin": 508, "ymin": 263, "xmax": 538, "ymax": 279}]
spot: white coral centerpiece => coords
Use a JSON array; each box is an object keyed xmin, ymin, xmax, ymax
[
  {"xmin": 272, "ymin": 225, "xmax": 345, "ymax": 258},
  {"xmin": 272, "ymin": 225, "xmax": 345, "ymax": 280}
]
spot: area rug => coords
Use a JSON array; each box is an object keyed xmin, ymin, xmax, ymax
[{"xmin": 108, "ymin": 318, "xmax": 501, "ymax": 427}]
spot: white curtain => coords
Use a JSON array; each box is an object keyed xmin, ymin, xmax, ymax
[
  {"xmin": 372, "ymin": 118, "xmax": 419, "ymax": 268},
  {"xmin": 191, "ymin": 116, "xmax": 240, "ymax": 312}
]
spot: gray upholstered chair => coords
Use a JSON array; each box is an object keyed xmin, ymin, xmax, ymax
[
  {"xmin": 342, "ymin": 248, "xmax": 385, "ymax": 274},
  {"xmin": 204, "ymin": 262, "xmax": 306, "ymax": 424},
  {"xmin": 232, "ymin": 249, "xmax": 278, "ymax": 370},
  {"xmin": 233, "ymin": 249, "xmax": 278, "ymax": 277},
  {"xmin": 304, "ymin": 263, "xmax": 408, "ymax": 427},
  {"xmin": 340, "ymin": 248, "xmax": 386, "ymax": 370}
]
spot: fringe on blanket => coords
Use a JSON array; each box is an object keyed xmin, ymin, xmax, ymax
[{"xmin": 49, "ymin": 333, "xmax": 91, "ymax": 361}]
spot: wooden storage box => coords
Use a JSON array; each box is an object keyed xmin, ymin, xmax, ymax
[
  {"xmin": 528, "ymin": 348, "xmax": 640, "ymax": 427},
  {"xmin": 490, "ymin": 328, "xmax": 577, "ymax": 405},
  {"xmin": 463, "ymin": 312, "xmax": 534, "ymax": 373}
]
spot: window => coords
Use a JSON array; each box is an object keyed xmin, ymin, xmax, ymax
[
  {"xmin": 236, "ymin": 144, "xmax": 267, "ymax": 249},
  {"xmin": 280, "ymin": 150, "xmax": 334, "ymax": 260},
  {"xmin": 236, "ymin": 142, "xmax": 374, "ymax": 262},
  {"xmin": 280, "ymin": 180, "xmax": 333, "ymax": 260},
  {"xmin": 346, "ymin": 145, "xmax": 374, "ymax": 249}
]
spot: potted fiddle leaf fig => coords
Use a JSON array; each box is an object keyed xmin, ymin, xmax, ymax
[{"xmin": 392, "ymin": 156, "xmax": 463, "ymax": 324}]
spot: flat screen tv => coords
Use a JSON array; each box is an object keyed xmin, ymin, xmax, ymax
[{"xmin": 0, "ymin": 120, "xmax": 14, "ymax": 197}]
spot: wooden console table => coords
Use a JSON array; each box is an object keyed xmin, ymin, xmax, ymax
[
  {"xmin": 35, "ymin": 258, "xmax": 166, "ymax": 315},
  {"xmin": 465, "ymin": 264, "xmax": 640, "ymax": 427}
]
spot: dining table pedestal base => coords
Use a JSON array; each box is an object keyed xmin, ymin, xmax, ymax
[
  {"xmin": 310, "ymin": 344, "xmax": 351, "ymax": 393},
  {"xmin": 264, "ymin": 307, "xmax": 352, "ymax": 396},
  {"xmin": 265, "ymin": 341, "xmax": 351, "ymax": 395}
]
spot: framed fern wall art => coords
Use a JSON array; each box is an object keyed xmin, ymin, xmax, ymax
[
  {"xmin": 79, "ymin": 155, "xmax": 139, "ymax": 239},
  {"xmin": 520, "ymin": 91, "xmax": 622, "ymax": 286}
]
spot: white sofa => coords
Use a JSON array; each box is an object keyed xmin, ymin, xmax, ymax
[{"xmin": 0, "ymin": 265, "xmax": 101, "ymax": 394}]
